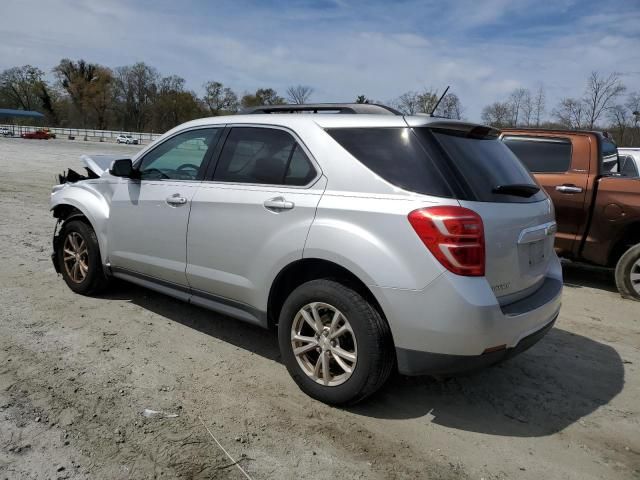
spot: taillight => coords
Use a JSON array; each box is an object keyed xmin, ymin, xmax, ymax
[{"xmin": 408, "ymin": 206, "xmax": 485, "ymax": 276}]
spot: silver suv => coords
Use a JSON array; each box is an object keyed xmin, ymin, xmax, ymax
[{"xmin": 50, "ymin": 103, "xmax": 562, "ymax": 405}]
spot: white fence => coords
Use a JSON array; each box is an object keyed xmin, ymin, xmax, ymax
[{"xmin": 0, "ymin": 124, "xmax": 162, "ymax": 145}]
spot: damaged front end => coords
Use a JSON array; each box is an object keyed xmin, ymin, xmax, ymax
[
  {"xmin": 51, "ymin": 154, "xmax": 126, "ymax": 274},
  {"xmin": 57, "ymin": 167, "xmax": 99, "ymax": 184},
  {"xmin": 57, "ymin": 154, "xmax": 128, "ymax": 184}
]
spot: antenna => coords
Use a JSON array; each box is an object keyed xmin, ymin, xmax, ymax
[{"xmin": 430, "ymin": 86, "xmax": 450, "ymax": 116}]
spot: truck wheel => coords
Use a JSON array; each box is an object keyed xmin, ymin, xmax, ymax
[
  {"xmin": 615, "ymin": 244, "xmax": 640, "ymax": 301},
  {"xmin": 278, "ymin": 279, "xmax": 394, "ymax": 405},
  {"xmin": 57, "ymin": 219, "xmax": 110, "ymax": 295}
]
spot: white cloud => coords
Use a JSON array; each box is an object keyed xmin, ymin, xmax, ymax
[{"xmin": 0, "ymin": 0, "xmax": 638, "ymax": 121}]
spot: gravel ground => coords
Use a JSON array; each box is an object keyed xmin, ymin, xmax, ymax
[{"xmin": 0, "ymin": 137, "xmax": 639, "ymax": 480}]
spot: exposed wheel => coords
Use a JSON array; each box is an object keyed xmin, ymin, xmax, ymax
[
  {"xmin": 615, "ymin": 243, "xmax": 640, "ymax": 301},
  {"xmin": 278, "ymin": 279, "xmax": 394, "ymax": 405},
  {"xmin": 57, "ymin": 219, "xmax": 109, "ymax": 295}
]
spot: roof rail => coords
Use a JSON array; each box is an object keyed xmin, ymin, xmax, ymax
[{"xmin": 240, "ymin": 103, "xmax": 402, "ymax": 115}]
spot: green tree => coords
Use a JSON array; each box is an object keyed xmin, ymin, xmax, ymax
[
  {"xmin": 203, "ymin": 81, "xmax": 238, "ymax": 115},
  {"xmin": 241, "ymin": 88, "xmax": 285, "ymax": 108},
  {"xmin": 54, "ymin": 59, "xmax": 105, "ymax": 127},
  {"xmin": 0, "ymin": 65, "xmax": 46, "ymax": 111}
]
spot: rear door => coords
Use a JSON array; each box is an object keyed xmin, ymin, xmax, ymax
[
  {"xmin": 186, "ymin": 125, "xmax": 325, "ymax": 311},
  {"xmin": 502, "ymin": 134, "xmax": 587, "ymax": 255}
]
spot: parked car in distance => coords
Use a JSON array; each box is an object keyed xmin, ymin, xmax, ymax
[
  {"xmin": 502, "ymin": 129, "xmax": 640, "ymax": 301},
  {"xmin": 21, "ymin": 129, "xmax": 55, "ymax": 140},
  {"xmin": 50, "ymin": 104, "xmax": 562, "ymax": 405},
  {"xmin": 0, "ymin": 127, "xmax": 12, "ymax": 137},
  {"xmin": 618, "ymin": 148, "xmax": 640, "ymax": 178},
  {"xmin": 116, "ymin": 134, "xmax": 138, "ymax": 145}
]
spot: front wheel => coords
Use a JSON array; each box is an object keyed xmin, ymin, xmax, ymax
[
  {"xmin": 615, "ymin": 244, "xmax": 640, "ymax": 301},
  {"xmin": 278, "ymin": 279, "xmax": 394, "ymax": 405},
  {"xmin": 57, "ymin": 219, "xmax": 109, "ymax": 295}
]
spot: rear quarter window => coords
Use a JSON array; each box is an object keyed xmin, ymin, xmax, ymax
[
  {"xmin": 326, "ymin": 127, "xmax": 455, "ymax": 198},
  {"xmin": 502, "ymin": 136, "xmax": 572, "ymax": 173}
]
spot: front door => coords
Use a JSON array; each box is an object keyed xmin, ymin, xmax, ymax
[{"xmin": 108, "ymin": 127, "xmax": 223, "ymax": 286}]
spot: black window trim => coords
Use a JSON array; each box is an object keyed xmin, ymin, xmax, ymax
[
  {"xmin": 132, "ymin": 125, "xmax": 226, "ymax": 183},
  {"xmin": 204, "ymin": 123, "xmax": 322, "ymax": 189},
  {"xmin": 500, "ymin": 134, "xmax": 573, "ymax": 174}
]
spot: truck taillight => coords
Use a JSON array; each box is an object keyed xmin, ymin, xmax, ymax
[{"xmin": 408, "ymin": 206, "xmax": 485, "ymax": 277}]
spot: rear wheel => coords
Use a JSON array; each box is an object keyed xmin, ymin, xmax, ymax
[
  {"xmin": 278, "ymin": 279, "xmax": 394, "ymax": 405},
  {"xmin": 615, "ymin": 244, "xmax": 640, "ymax": 301},
  {"xmin": 57, "ymin": 219, "xmax": 109, "ymax": 295}
]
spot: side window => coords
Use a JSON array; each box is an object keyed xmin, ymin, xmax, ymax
[
  {"xmin": 213, "ymin": 127, "xmax": 316, "ymax": 185},
  {"xmin": 620, "ymin": 155, "xmax": 639, "ymax": 177},
  {"xmin": 138, "ymin": 128, "xmax": 221, "ymax": 180},
  {"xmin": 502, "ymin": 136, "xmax": 572, "ymax": 173}
]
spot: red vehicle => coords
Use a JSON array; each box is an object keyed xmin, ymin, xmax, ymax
[{"xmin": 21, "ymin": 129, "xmax": 56, "ymax": 140}]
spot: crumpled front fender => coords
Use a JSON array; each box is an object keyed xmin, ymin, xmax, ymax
[{"xmin": 50, "ymin": 182, "xmax": 111, "ymax": 264}]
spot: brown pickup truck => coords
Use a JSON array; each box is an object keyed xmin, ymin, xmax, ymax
[{"xmin": 501, "ymin": 128, "xmax": 640, "ymax": 301}]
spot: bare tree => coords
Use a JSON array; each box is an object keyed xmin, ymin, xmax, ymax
[
  {"xmin": 626, "ymin": 92, "xmax": 640, "ymax": 145},
  {"xmin": 553, "ymin": 97, "xmax": 585, "ymax": 129},
  {"xmin": 417, "ymin": 89, "xmax": 439, "ymax": 114},
  {"xmin": 508, "ymin": 88, "xmax": 528, "ymax": 126},
  {"xmin": 608, "ymin": 104, "xmax": 631, "ymax": 145},
  {"xmin": 394, "ymin": 91, "xmax": 421, "ymax": 114},
  {"xmin": 481, "ymin": 101, "xmax": 512, "ymax": 128},
  {"xmin": 435, "ymin": 93, "xmax": 464, "ymax": 119},
  {"xmin": 533, "ymin": 84, "xmax": 546, "ymax": 127},
  {"xmin": 286, "ymin": 85, "xmax": 313, "ymax": 104},
  {"xmin": 583, "ymin": 71, "xmax": 626, "ymax": 128},
  {"xmin": 113, "ymin": 62, "xmax": 159, "ymax": 131},
  {"xmin": 520, "ymin": 89, "xmax": 533, "ymax": 126},
  {"xmin": 203, "ymin": 81, "xmax": 238, "ymax": 115}
]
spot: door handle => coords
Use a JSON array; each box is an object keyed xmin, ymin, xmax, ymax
[
  {"xmin": 264, "ymin": 196, "xmax": 294, "ymax": 211},
  {"xmin": 555, "ymin": 185, "xmax": 583, "ymax": 194},
  {"xmin": 166, "ymin": 194, "xmax": 188, "ymax": 206}
]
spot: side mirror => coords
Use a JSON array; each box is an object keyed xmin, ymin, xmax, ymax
[{"xmin": 109, "ymin": 158, "xmax": 136, "ymax": 178}]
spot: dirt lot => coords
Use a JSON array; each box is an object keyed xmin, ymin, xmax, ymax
[{"xmin": 0, "ymin": 137, "xmax": 639, "ymax": 480}]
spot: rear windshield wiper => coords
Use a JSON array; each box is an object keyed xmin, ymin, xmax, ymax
[{"xmin": 492, "ymin": 184, "xmax": 540, "ymax": 198}]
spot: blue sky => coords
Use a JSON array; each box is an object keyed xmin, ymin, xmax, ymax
[{"xmin": 1, "ymin": 0, "xmax": 639, "ymax": 120}]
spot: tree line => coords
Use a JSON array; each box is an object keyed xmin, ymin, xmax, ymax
[
  {"xmin": 480, "ymin": 72, "xmax": 640, "ymax": 146},
  {"xmin": 0, "ymin": 59, "xmax": 638, "ymax": 145},
  {"xmin": 0, "ymin": 60, "xmax": 315, "ymax": 133}
]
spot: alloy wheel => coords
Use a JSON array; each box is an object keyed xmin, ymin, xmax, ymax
[
  {"xmin": 290, "ymin": 302, "xmax": 357, "ymax": 386},
  {"xmin": 62, "ymin": 231, "xmax": 89, "ymax": 283}
]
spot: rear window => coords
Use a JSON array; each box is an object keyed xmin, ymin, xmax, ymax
[
  {"xmin": 502, "ymin": 136, "xmax": 572, "ymax": 173},
  {"xmin": 426, "ymin": 129, "xmax": 547, "ymax": 203},
  {"xmin": 328, "ymin": 127, "xmax": 546, "ymax": 203},
  {"xmin": 326, "ymin": 128, "xmax": 454, "ymax": 198}
]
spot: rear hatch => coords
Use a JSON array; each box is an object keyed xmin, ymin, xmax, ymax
[
  {"xmin": 408, "ymin": 120, "xmax": 555, "ymax": 304},
  {"xmin": 326, "ymin": 119, "xmax": 556, "ymax": 304}
]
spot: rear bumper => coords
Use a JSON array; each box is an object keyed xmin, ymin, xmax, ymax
[
  {"xmin": 370, "ymin": 255, "xmax": 562, "ymax": 373},
  {"xmin": 396, "ymin": 315, "xmax": 556, "ymax": 376}
]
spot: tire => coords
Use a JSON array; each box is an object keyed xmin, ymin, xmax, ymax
[
  {"xmin": 615, "ymin": 243, "xmax": 640, "ymax": 301},
  {"xmin": 278, "ymin": 279, "xmax": 394, "ymax": 405},
  {"xmin": 57, "ymin": 219, "xmax": 110, "ymax": 295}
]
